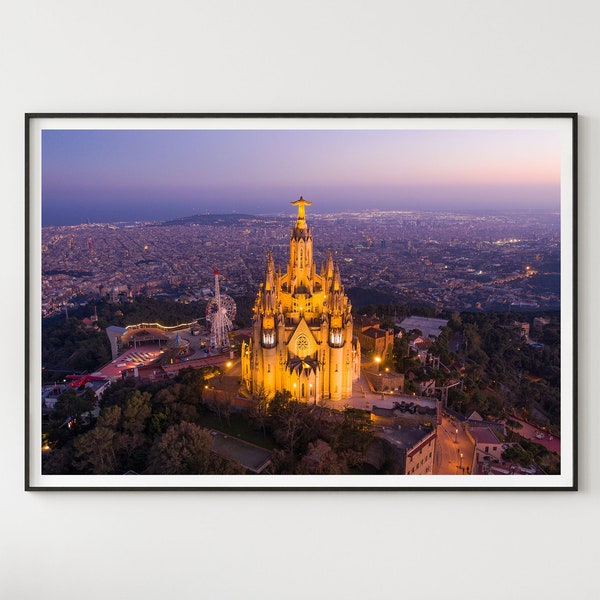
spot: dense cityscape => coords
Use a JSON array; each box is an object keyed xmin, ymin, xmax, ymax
[{"xmin": 42, "ymin": 209, "xmax": 560, "ymax": 317}]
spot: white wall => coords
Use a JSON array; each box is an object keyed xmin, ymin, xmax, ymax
[{"xmin": 2, "ymin": 2, "xmax": 598, "ymax": 598}]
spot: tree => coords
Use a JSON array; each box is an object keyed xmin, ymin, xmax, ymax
[
  {"xmin": 272, "ymin": 400, "xmax": 312, "ymax": 456},
  {"xmin": 147, "ymin": 409, "xmax": 170, "ymax": 438},
  {"xmin": 42, "ymin": 314, "xmax": 111, "ymax": 383},
  {"xmin": 123, "ymin": 391, "xmax": 152, "ymax": 435},
  {"xmin": 176, "ymin": 367, "xmax": 210, "ymax": 401},
  {"xmin": 468, "ymin": 389, "xmax": 490, "ymax": 416},
  {"xmin": 210, "ymin": 455, "xmax": 246, "ymax": 475},
  {"xmin": 501, "ymin": 445, "xmax": 534, "ymax": 468},
  {"xmin": 121, "ymin": 390, "xmax": 152, "ymax": 462},
  {"xmin": 448, "ymin": 387, "xmax": 468, "ymax": 414},
  {"xmin": 204, "ymin": 393, "xmax": 233, "ymax": 427},
  {"xmin": 147, "ymin": 422, "xmax": 213, "ymax": 474},
  {"xmin": 297, "ymin": 440, "xmax": 347, "ymax": 474},
  {"xmin": 392, "ymin": 337, "xmax": 419, "ymax": 374},
  {"xmin": 463, "ymin": 323, "xmax": 482, "ymax": 355},
  {"xmin": 167, "ymin": 401, "xmax": 199, "ymax": 425},
  {"xmin": 449, "ymin": 311, "xmax": 462, "ymax": 330},
  {"xmin": 248, "ymin": 387, "xmax": 270, "ymax": 438},
  {"xmin": 268, "ymin": 390, "xmax": 292, "ymax": 415},
  {"xmin": 152, "ymin": 384, "xmax": 182, "ymax": 409},
  {"xmin": 47, "ymin": 387, "xmax": 97, "ymax": 447},
  {"xmin": 431, "ymin": 326, "xmax": 452, "ymax": 365},
  {"xmin": 542, "ymin": 324, "xmax": 560, "ymax": 346},
  {"xmin": 42, "ymin": 445, "xmax": 74, "ymax": 475},
  {"xmin": 331, "ymin": 407, "xmax": 373, "ymax": 453},
  {"xmin": 267, "ymin": 391, "xmax": 319, "ymax": 458},
  {"xmin": 53, "ymin": 387, "xmax": 96, "ymax": 423},
  {"xmin": 505, "ymin": 418, "xmax": 523, "ymax": 441},
  {"xmin": 100, "ymin": 378, "xmax": 138, "ymax": 408},
  {"xmin": 486, "ymin": 393, "xmax": 504, "ymax": 418},
  {"xmin": 97, "ymin": 405, "xmax": 122, "ymax": 430},
  {"xmin": 73, "ymin": 426, "xmax": 119, "ymax": 474}
]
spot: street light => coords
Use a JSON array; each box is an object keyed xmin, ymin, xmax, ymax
[
  {"xmin": 454, "ymin": 428, "xmax": 458, "ymax": 443},
  {"xmin": 459, "ymin": 452, "xmax": 464, "ymax": 470}
]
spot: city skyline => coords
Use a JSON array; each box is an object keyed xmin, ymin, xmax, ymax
[{"xmin": 42, "ymin": 127, "xmax": 563, "ymax": 226}]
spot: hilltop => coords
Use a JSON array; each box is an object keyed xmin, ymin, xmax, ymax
[{"xmin": 160, "ymin": 213, "xmax": 287, "ymax": 227}]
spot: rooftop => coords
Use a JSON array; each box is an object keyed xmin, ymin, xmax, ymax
[
  {"xmin": 471, "ymin": 427, "xmax": 500, "ymax": 445},
  {"xmin": 398, "ymin": 316, "xmax": 448, "ymax": 339},
  {"xmin": 361, "ymin": 327, "xmax": 389, "ymax": 339},
  {"xmin": 377, "ymin": 425, "xmax": 434, "ymax": 451}
]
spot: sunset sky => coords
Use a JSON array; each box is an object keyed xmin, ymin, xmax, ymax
[{"xmin": 41, "ymin": 126, "xmax": 563, "ymax": 225}]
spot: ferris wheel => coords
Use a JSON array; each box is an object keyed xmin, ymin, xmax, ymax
[{"xmin": 206, "ymin": 270, "xmax": 236, "ymax": 347}]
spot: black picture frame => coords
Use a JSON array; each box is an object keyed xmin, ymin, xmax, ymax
[{"xmin": 26, "ymin": 113, "xmax": 577, "ymax": 491}]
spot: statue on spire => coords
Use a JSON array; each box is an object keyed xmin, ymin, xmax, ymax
[{"xmin": 291, "ymin": 196, "xmax": 312, "ymax": 223}]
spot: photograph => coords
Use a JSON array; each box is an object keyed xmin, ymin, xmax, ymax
[{"xmin": 26, "ymin": 113, "xmax": 577, "ymax": 490}]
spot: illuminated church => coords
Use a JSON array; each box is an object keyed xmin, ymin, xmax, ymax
[{"xmin": 241, "ymin": 198, "xmax": 360, "ymax": 402}]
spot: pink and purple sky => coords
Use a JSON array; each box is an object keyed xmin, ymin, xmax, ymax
[{"xmin": 42, "ymin": 127, "xmax": 562, "ymax": 225}]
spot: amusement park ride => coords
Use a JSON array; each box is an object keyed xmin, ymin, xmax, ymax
[{"xmin": 206, "ymin": 269, "xmax": 236, "ymax": 349}]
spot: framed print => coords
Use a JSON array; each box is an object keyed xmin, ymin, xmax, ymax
[{"xmin": 26, "ymin": 113, "xmax": 577, "ymax": 490}]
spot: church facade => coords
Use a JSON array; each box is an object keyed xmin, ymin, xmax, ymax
[{"xmin": 241, "ymin": 198, "xmax": 360, "ymax": 403}]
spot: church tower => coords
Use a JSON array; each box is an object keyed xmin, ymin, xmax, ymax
[{"xmin": 241, "ymin": 197, "xmax": 360, "ymax": 403}]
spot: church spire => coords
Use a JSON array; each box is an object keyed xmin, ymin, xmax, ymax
[
  {"xmin": 288, "ymin": 197, "xmax": 313, "ymax": 293},
  {"xmin": 264, "ymin": 250, "xmax": 275, "ymax": 291},
  {"xmin": 326, "ymin": 250, "xmax": 334, "ymax": 280}
]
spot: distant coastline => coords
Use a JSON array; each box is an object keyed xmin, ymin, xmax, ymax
[{"xmin": 42, "ymin": 206, "xmax": 560, "ymax": 229}]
